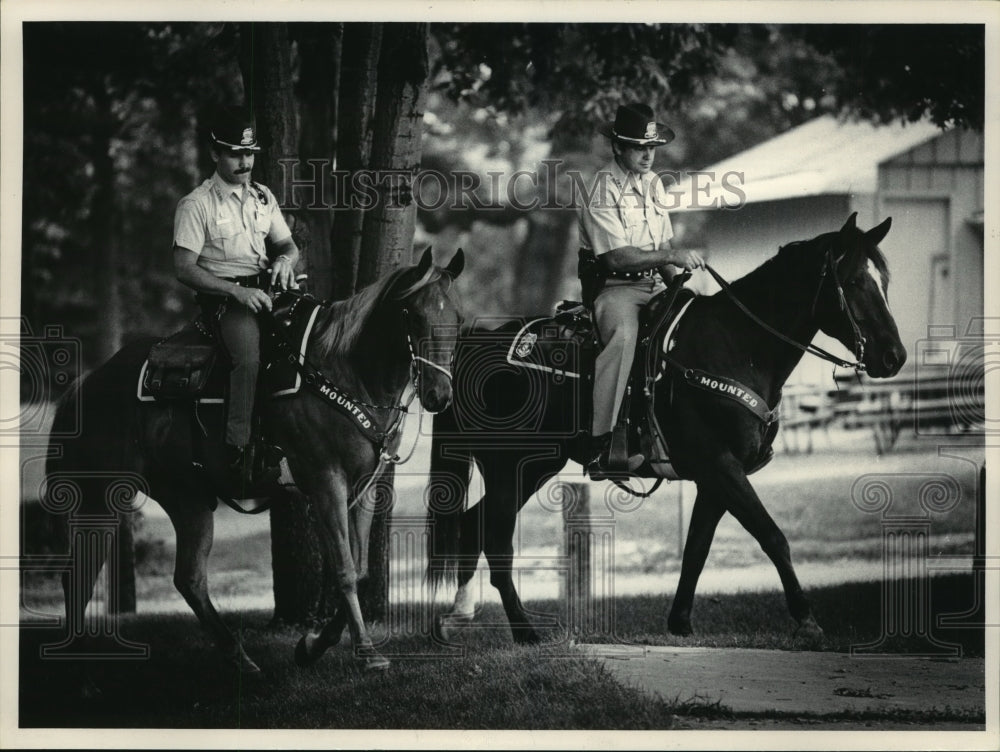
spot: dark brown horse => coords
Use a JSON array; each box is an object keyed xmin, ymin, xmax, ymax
[
  {"xmin": 46, "ymin": 248, "xmax": 464, "ymax": 672},
  {"xmin": 426, "ymin": 215, "xmax": 906, "ymax": 643}
]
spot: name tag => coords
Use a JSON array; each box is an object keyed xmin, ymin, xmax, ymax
[{"xmin": 215, "ymin": 217, "xmax": 231, "ymax": 225}]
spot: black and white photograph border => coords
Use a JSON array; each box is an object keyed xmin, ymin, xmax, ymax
[{"xmin": 1, "ymin": 0, "xmax": 998, "ymax": 749}]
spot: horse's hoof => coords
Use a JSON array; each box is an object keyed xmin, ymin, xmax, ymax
[
  {"xmin": 294, "ymin": 633, "xmax": 319, "ymax": 668},
  {"xmin": 512, "ymin": 627, "xmax": 541, "ymax": 645},
  {"xmin": 79, "ymin": 676, "xmax": 103, "ymax": 700},
  {"xmin": 355, "ymin": 647, "xmax": 390, "ymax": 672},
  {"xmin": 436, "ymin": 613, "xmax": 473, "ymax": 642},
  {"xmin": 241, "ymin": 656, "xmax": 263, "ymax": 675},
  {"xmin": 225, "ymin": 647, "xmax": 262, "ymax": 675},
  {"xmin": 794, "ymin": 616, "xmax": 825, "ymax": 645}
]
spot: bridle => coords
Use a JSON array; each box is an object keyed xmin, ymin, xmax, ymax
[
  {"xmin": 705, "ymin": 242, "xmax": 869, "ymax": 372},
  {"xmin": 402, "ymin": 308, "xmax": 455, "ymax": 385},
  {"xmin": 808, "ymin": 246, "xmax": 868, "ymax": 368},
  {"xmin": 398, "ymin": 275, "xmax": 460, "ymax": 403}
]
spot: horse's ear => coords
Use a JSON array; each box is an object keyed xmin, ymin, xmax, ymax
[
  {"xmin": 444, "ymin": 248, "xmax": 465, "ymax": 278},
  {"xmin": 415, "ymin": 246, "xmax": 433, "ymax": 275},
  {"xmin": 865, "ymin": 217, "xmax": 892, "ymax": 246},
  {"xmin": 840, "ymin": 212, "xmax": 859, "ymax": 235}
]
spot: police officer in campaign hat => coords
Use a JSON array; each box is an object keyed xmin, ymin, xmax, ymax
[
  {"xmin": 173, "ymin": 105, "xmax": 301, "ymax": 493},
  {"xmin": 577, "ymin": 102, "xmax": 706, "ymax": 479}
]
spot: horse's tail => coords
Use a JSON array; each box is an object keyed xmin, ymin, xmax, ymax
[{"xmin": 425, "ymin": 408, "xmax": 473, "ymax": 591}]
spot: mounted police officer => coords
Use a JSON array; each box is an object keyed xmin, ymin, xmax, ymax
[
  {"xmin": 577, "ymin": 102, "xmax": 706, "ymax": 479},
  {"xmin": 172, "ymin": 105, "xmax": 301, "ymax": 492}
]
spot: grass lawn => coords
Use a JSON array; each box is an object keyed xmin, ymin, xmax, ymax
[{"xmin": 18, "ymin": 574, "xmax": 983, "ymax": 729}]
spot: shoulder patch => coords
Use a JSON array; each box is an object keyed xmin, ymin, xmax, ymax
[{"xmin": 250, "ymin": 181, "xmax": 269, "ymax": 205}]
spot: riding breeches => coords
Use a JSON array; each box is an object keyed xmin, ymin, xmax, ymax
[
  {"xmin": 591, "ymin": 277, "xmax": 666, "ymax": 436},
  {"xmin": 198, "ymin": 294, "xmax": 261, "ymax": 447}
]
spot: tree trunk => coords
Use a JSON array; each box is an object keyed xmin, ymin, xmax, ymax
[
  {"xmin": 330, "ymin": 22, "xmax": 382, "ymax": 300},
  {"xmin": 357, "ymin": 22, "xmax": 429, "ymax": 283},
  {"xmin": 356, "ymin": 22, "xmax": 430, "ymax": 623},
  {"xmin": 239, "ymin": 23, "xmax": 297, "ymax": 195},
  {"xmin": 238, "ymin": 22, "xmax": 334, "ymax": 626},
  {"xmin": 291, "ymin": 22, "xmax": 342, "ymax": 300},
  {"xmin": 91, "ymin": 82, "xmax": 124, "ymax": 366}
]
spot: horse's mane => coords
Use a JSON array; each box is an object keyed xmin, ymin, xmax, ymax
[
  {"xmin": 312, "ymin": 263, "xmax": 444, "ymax": 360},
  {"xmin": 731, "ymin": 229, "xmax": 890, "ymax": 299}
]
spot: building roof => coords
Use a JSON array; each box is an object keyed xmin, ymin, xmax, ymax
[{"xmin": 669, "ymin": 115, "xmax": 943, "ymax": 212}]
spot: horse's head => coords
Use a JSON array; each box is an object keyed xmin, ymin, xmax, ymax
[
  {"xmin": 393, "ymin": 247, "xmax": 465, "ymax": 412},
  {"xmin": 815, "ymin": 213, "xmax": 906, "ymax": 378}
]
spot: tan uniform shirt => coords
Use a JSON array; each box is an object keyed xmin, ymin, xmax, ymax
[
  {"xmin": 578, "ymin": 160, "xmax": 674, "ymax": 257},
  {"xmin": 173, "ymin": 172, "xmax": 292, "ymax": 278}
]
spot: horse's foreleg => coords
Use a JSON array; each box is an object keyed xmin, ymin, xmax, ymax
[
  {"xmin": 311, "ymin": 474, "xmax": 389, "ymax": 672},
  {"xmin": 164, "ymin": 496, "xmax": 261, "ymax": 674},
  {"xmin": 710, "ymin": 456, "xmax": 820, "ymax": 635},
  {"xmin": 295, "ymin": 594, "xmax": 349, "ymax": 667},
  {"xmin": 667, "ymin": 488, "xmax": 726, "ymax": 636},
  {"xmin": 483, "ymin": 509, "xmax": 539, "ymax": 644}
]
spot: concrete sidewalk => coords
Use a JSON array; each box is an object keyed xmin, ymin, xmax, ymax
[{"xmin": 575, "ymin": 644, "xmax": 986, "ymax": 716}]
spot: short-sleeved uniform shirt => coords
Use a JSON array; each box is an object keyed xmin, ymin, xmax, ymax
[
  {"xmin": 578, "ymin": 159, "xmax": 674, "ymax": 258},
  {"xmin": 173, "ymin": 172, "xmax": 292, "ymax": 278}
]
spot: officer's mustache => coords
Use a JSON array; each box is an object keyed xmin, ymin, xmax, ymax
[{"xmin": 234, "ymin": 167, "xmax": 251, "ymax": 174}]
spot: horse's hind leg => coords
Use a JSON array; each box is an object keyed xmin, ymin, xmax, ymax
[
  {"xmin": 158, "ymin": 485, "xmax": 261, "ymax": 674},
  {"xmin": 667, "ymin": 488, "xmax": 726, "ymax": 636},
  {"xmin": 445, "ymin": 502, "xmax": 484, "ymax": 618}
]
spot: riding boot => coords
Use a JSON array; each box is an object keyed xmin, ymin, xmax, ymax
[
  {"xmin": 586, "ymin": 432, "xmax": 645, "ymax": 481},
  {"xmin": 585, "ymin": 433, "xmax": 614, "ymax": 480},
  {"xmin": 225, "ymin": 443, "xmax": 256, "ymax": 498}
]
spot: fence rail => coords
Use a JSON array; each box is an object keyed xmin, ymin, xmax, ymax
[{"xmin": 779, "ymin": 371, "xmax": 986, "ymax": 455}]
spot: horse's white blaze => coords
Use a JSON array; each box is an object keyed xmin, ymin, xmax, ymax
[
  {"xmin": 451, "ymin": 582, "xmax": 476, "ymax": 617},
  {"xmin": 868, "ymin": 259, "xmax": 889, "ymax": 308}
]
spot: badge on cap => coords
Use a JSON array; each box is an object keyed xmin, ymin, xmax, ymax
[
  {"xmin": 644, "ymin": 122, "xmax": 658, "ymax": 140},
  {"xmin": 241, "ymin": 128, "xmax": 255, "ymax": 146}
]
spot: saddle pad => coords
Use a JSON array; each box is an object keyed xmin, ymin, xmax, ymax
[
  {"xmin": 506, "ymin": 311, "xmax": 590, "ymax": 379},
  {"xmin": 137, "ymin": 297, "xmax": 321, "ymax": 404}
]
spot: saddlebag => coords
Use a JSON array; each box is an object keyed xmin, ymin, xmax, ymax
[{"xmin": 143, "ymin": 320, "xmax": 218, "ymax": 400}]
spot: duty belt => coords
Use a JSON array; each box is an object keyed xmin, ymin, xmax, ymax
[
  {"xmin": 224, "ymin": 271, "xmax": 269, "ymax": 289},
  {"xmin": 606, "ymin": 268, "xmax": 659, "ymax": 280}
]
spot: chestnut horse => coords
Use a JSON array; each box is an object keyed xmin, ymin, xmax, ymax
[{"xmin": 47, "ymin": 248, "xmax": 464, "ymax": 672}]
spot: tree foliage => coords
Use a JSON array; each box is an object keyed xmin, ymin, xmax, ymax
[{"xmin": 794, "ymin": 24, "xmax": 984, "ymax": 132}]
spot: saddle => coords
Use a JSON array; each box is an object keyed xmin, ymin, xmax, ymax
[
  {"xmin": 507, "ymin": 274, "xmax": 696, "ymax": 479},
  {"xmin": 138, "ymin": 290, "xmax": 322, "ymax": 404},
  {"xmin": 136, "ymin": 291, "xmax": 324, "ymax": 508}
]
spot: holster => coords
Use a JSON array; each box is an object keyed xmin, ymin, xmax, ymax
[{"xmin": 577, "ymin": 248, "xmax": 608, "ymax": 311}]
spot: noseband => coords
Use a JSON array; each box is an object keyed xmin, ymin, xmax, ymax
[{"xmin": 401, "ymin": 306, "xmax": 454, "ymax": 382}]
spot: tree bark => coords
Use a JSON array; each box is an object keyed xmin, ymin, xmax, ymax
[
  {"xmin": 330, "ymin": 22, "xmax": 382, "ymax": 300},
  {"xmin": 357, "ymin": 22, "xmax": 429, "ymax": 284},
  {"xmin": 91, "ymin": 82, "xmax": 124, "ymax": 366},
  {"xmin": 239, "ymin": 22, "xmax": 297, "ymax": 195},
  {"xmin": 290, "ymin": 22, "xmax": 342, "ymax": 300},
  {"xmin": 238, "ymin": 22, "xmax": 333, "ymax": 626},
  {"xmin": 356, "ymin": 22, "xmax": 430, "ymax": 623}
]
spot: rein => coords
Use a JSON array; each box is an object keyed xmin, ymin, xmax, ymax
[{"xmin": 704, "ymin": 255, "xmax": 866, "ymax": 372}]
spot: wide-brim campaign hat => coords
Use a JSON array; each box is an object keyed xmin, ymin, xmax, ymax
[
  {"xmin": 599, "ymin": 102, "xmax": 675, "ymax": 146},
  {"xmin": 210, "ymin": 106, "xmax": 261, "ymax": 152}
]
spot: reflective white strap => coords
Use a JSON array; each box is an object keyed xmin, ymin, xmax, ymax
[{"xmin": 412, "ymin": 354, "xmax": 453, "ymax": 380}]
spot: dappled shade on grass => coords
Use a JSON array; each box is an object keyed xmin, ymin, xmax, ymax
[{"xmin": 19, "ymin": 574, "xmax": 981, "ymax": 729}]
